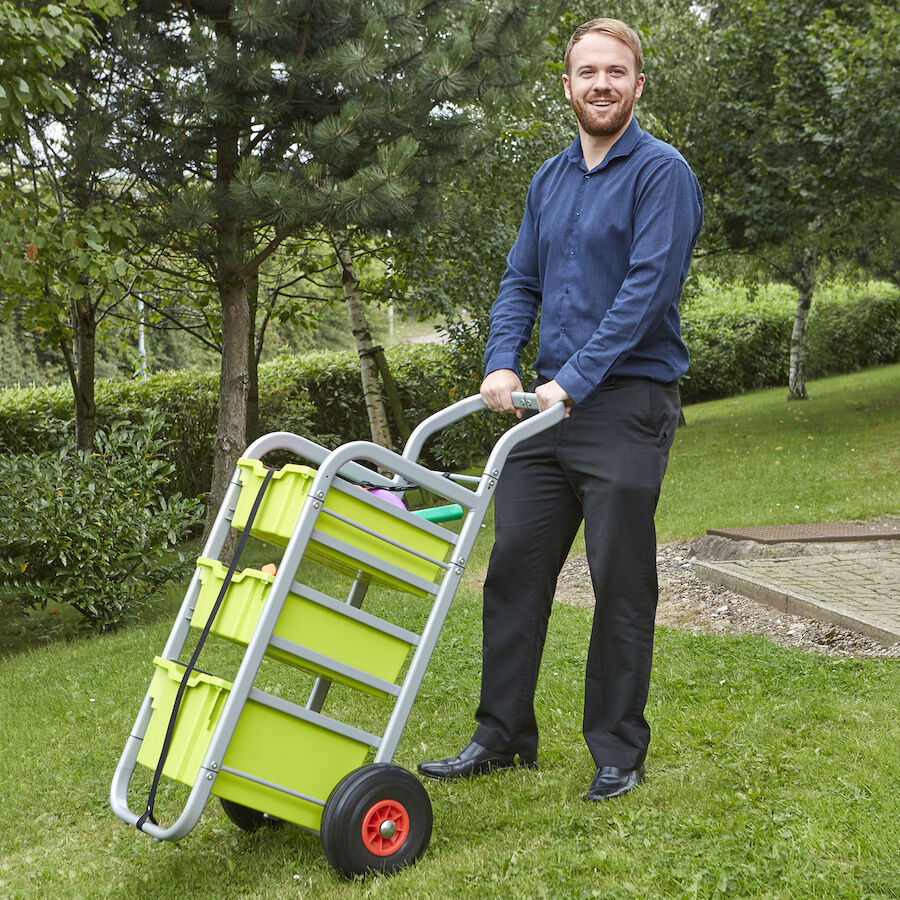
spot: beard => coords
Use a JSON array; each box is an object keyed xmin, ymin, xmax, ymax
[{"xmin": 570, "ymin": 92, "xmax": 635, "ymax": 137}]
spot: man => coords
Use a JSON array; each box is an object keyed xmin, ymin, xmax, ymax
[{"xmin": 418, "ymin": 18, "xmax": 703, "ymax": 800}]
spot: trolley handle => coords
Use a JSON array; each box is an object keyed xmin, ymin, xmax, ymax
[
  {"xmin": 402, "ymin": 391, "xmax": 560, "ymax": 466},
  {"xmin": 510, "ymin": 391, "xmax": 539, "ymax": 410}
]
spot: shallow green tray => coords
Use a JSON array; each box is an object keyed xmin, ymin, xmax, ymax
[
  {"xmin": 192, "ymin": 558, "xmax": 412, "ymax": 697},
  {"xmin": 232, "ymin": 459, "xmax": 451, "ymax": 596},
  {"xmin": 136, "ymin": 657, "xmax": 369, "ymax": 832}
]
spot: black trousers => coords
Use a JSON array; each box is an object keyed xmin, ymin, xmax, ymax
[{"xmin": 472, "ymin": 377, "xmax": 681, "ymax": 770}]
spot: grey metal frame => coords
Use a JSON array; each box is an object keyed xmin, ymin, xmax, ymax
[{"xmin": 110, "ymin": 393, "xmax": 564, "ymax": 841}]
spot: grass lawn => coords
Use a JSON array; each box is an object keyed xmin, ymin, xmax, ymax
[
  {"xmin": 1, "ymin": 366, "xmax": 898, "ymax": 898},
  {"xmin": 656, "ymin": 364, "xmax": 899, "ymax": 540}
]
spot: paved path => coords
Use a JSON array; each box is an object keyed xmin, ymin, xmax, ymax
[{"xmin": 694, "ymin": 550, "xmax": 900, "ymax": 647}]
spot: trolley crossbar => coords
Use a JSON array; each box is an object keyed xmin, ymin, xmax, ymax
[
  {"xmin": 217, "ymin": 764, "xmax": 327, "ymax": 808},
  {"xmin": 288, "ymin": 581, "xmax": 420, "ymax": 646},
  {"xmin": 268, "ymin": 635, "xmax": 402, "ymax": 697},
  {"xmin": 316, "ymin": 503, "xmax": 453, "ymax": 571}
]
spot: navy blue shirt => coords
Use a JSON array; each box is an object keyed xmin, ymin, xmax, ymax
[{"xmin": 484, "ymin": 118, "xmax": 703, "ymax": 404}]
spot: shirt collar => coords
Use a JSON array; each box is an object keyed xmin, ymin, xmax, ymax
[{"xmin": 565, "ymin": 117, "xmax": 645, "ymax": 172}]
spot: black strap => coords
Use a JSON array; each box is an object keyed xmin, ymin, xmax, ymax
[
  {"xmin": 357, "ymin": 480, "xmax": 410, "ymax": 493},
  {"xmin": 357, "ymin": 472, "xmax": 453, "ymax": 493},
  {"xmin": 137, "ymin": 465, "xmax": 277, "ymax": 831}
]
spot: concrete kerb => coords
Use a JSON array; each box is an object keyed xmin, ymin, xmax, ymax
[{"xmin": 693, "ymin": 548, "xmax": 900, "ymax": 648}]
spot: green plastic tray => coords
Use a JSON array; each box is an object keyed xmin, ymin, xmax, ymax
[
  {"xmin": 136, "ymin": 657, "xmax": 370, "ymax": 832},
  {"xmin": 232, "ymin": 459, "xmax": 452, "ymax": 595},
  {"xmin": 192, "ymin": 558, "xmax": 412, "ymax": 697}
]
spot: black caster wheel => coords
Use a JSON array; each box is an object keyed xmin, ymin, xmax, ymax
[
  {"xmin": 219, "ymin": 797, "xmax": 283, "ymax": 832},
  {"xmin": 320, "ymin": 763, "xmax": 432, "ymax": 877}
]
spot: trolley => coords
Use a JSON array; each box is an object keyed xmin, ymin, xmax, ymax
[{"xmin": 111, "ymin": 392, "xmax": 565, "ymax": 876}]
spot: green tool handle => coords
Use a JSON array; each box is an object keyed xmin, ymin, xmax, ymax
[{"xmin": 412, "ymin": 503, "xmax": 464, "ymax": 523}]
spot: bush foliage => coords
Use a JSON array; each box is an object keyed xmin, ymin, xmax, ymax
[
  {"xmin": 0, "ymin": 419, "xmax": 203, "ymax": 632},
  {"xmin": 678, "ymin": 282, "xmax": 900, "ymax": 403},
  {"xmin": 1, "ymin": 285, "xmax": 897, "ymax": 498}
]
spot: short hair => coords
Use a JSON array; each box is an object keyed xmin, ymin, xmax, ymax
[{"xmin": 564, "ymin": 18, "xmax": 643, "ymax": 75}]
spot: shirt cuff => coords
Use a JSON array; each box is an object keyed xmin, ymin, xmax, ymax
[
  {"xmin": 554, "ymin": 361, "xmax": 601, "ymax": 405},
  {"xmin": 484, "ymin": 353, "xmax": 522, "ymax": 378}
]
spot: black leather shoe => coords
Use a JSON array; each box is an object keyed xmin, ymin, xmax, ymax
[
  {"xmin": 584, "ymin": 764, "xmax": 645, "ymax": 801},
  {"xmin": 417, "ymin": 741, "xmax": 536, "ymax": 781}
]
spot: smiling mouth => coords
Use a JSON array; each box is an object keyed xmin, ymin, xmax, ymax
[{"xmin": 589, "ymin": 99, "xmax": 614, "ymax": 107}]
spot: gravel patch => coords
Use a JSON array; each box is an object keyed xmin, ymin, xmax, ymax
[{"xmin": 555, "ymin": 542, "xmax": 900, "ymax": 659}]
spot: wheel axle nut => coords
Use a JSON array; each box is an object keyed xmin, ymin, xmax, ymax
[{"xmin": 379, "ymin": 819, "xmax": 397, "ymax": 839}]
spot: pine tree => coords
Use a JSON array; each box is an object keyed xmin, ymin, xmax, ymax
[{"xmin": 108, "ymin": 0, "xmax": 560, "ymax": 518}]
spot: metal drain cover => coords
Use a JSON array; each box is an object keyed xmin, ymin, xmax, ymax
[{"xmin": 706, "ymin": 523, "xmax": 900, "ymax": 544}]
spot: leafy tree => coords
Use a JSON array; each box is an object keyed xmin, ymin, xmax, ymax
[
  {"xmin": 0, "ymin": 37, "xmax": 145, "ymax": 449},
  {"xmin": 850, "ymin": 203, "xmax": 900, "ymax": 292},
  {"xmin": 10, "ymin": 201, "xmax": 140, "ymax": 449},
  {"xmin": 130, "ymin": 232, "xmax": 363, "ymax": 447},
  {"xmin": 686, "ymin": 0, "xmax": 899, "ymax": 399},
  {"xmin": 0, "ymin": 0, "xmax": 131, "ymax": 446},
  {"xmin": 387, "ymin": 117, "xmax": 561, "ymax": 395},
  {"xmin": 0, "ymin": 0, "xmax": 122, "ymax": 137}
]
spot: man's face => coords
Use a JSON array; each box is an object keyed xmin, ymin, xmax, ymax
[{"xmin": 563, "ymin": 32, "xmax": 644, "ymax": 139}]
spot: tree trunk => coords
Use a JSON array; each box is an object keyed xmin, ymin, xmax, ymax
[
  {"xmin": 66, "ymin": 156, "xmax": 98, "ymax": 451},
  {"xmin": 246, "ymin": 263, "xmax": 260, "ymax": 445},
  {"xmin": 208, "ymin": 254, "xmax": 250, "ymax": 534},
  {"xmin": 332, "ymin": 231, "xmax": 393, "ymax": 449},
  {"xmin": 787, "ymin": 244, "xmax": 817, "ymax": 400},
  {"xmin": 207, "ymin": 85, "xmax": 250, "ymax": 533},
  {"xmin": 62, "ymin": 289, "xmax": 97, "ymax": 451}
]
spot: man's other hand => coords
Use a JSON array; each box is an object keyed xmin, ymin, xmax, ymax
[
  {"xmin": 536, "ymin": 379, "xmax": 572, "ymax": 416},
  {"xmin": 481, "ymin": 369, "xmax": 524, "ymax": 417}
]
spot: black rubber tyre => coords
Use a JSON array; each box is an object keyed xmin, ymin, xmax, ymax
[
  {"xmin": 219, "ymin": 797, "xmax": 283, "ymax": 832},
  {"xmin": 320, "ymin": 764, "xmax": 432, "ymax": 877}
]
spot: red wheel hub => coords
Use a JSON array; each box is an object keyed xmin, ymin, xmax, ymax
[{"xmin": 360, "ymin": 799, "xmax": 410, "ymax": 856}]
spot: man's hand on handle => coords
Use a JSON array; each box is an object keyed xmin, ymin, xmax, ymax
[
  {"xmin": 535, "ymin": 379, "xmax": 571, "ymax": 416},
  {"xmin": 481, "ymin": 370, "xmax": 572, "ymax": 419},
  {"xmin": 480, "ymin": 369, "xmax": 524, "ymax": 418}
]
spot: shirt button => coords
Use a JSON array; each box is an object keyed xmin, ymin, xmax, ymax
[
  {"xmin": 584, "ymin": 173, "xmax": 590, "ymax": 179},
  {"xmin": 570, "ymin": 249, "xmax": 575, "ymax": 255},
  {"xmin": 561, "ymin": 327, "xmax": 567, "ymax": 333},
  {"xmin": 576, "ymin": 210, "xmax": 581, "ymax": 216}
]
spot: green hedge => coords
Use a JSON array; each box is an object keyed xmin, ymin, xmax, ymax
[
  {"xmin": 2, "ymin": 287, "xmax": 897, "ymax": 498},
  {"xmin": 679, "ymin": 287, "xmax": 900, "ymax": 404},
  {"xmin": 0, "ymin": 368, "xmax": 221, "ymax": 500},
  {"xmin": 259, "ymin": 344, "xmax": 501, "ymax": 473},
  {"xmin": 0, "ymin": 344, "xmax": 495, "ymax": 499}
]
